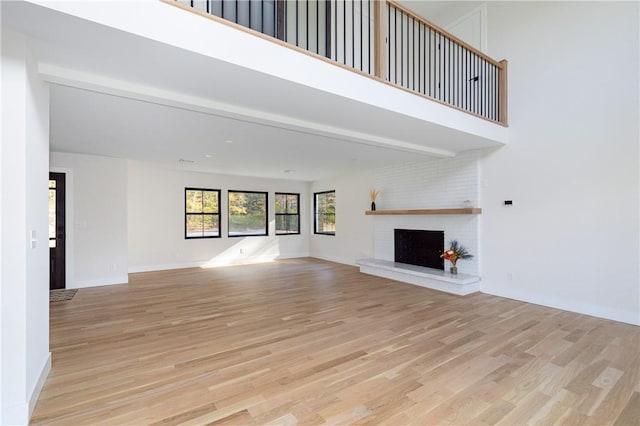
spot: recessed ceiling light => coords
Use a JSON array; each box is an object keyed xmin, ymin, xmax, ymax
[
  {"xmin": 224, "ymin": 140, "xmax": 233, "ymax": 144},
  {"xmin": 283, "ymin": 169, "xmax": 296, "ymax": 174},
  {"xmin": 204, "ymin": 154, "xmax": 213, "ymax": 158},
  {"xmin": 179, "ymin": 158, "xmax": 195, "ymax": 164}
]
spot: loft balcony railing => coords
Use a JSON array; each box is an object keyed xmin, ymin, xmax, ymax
[{"xmin": 166, "ymin": 0, "xmax": 508, "ymax": 125}]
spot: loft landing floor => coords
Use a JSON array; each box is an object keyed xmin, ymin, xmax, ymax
[{"xmin": 33, "ymin": 258, "xmax": 639, "ymax": 425}]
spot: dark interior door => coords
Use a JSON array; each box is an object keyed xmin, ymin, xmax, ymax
[{"xmin": 49, "ymin": 172, "xmax": 66, "ymax": 290}]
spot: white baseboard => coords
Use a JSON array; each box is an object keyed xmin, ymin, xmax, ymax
[
  {"xmin": 29, "ymin": 352, "xmax": 51, "ymax": 420},
  {"xmin": 128, "ymin": 253, "xmax": 311, "ymax": 274},
  {"xmin": 481, "ymin": 287, "xmax": 640, "ymax": 326},
  {"xmin": 3, "ymin": 352, "xmax": 52, "ymax": 425},
  {"xmin": 69, "ymin": 275, "xmax": 129, "ymax": 289},
  {"xmin": 309, "ymin": 254, "xmax": 358, "ymax": 267},
  {"xmin": 128, "ymin": 261, "xmax": 205, "ymax": 274}
]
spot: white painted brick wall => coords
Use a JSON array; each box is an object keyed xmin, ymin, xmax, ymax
[{"xmin": 372, "ymin": 151, "xmax": 481, "ymax": 276}]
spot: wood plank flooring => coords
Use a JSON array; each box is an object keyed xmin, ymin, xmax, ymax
[{"xmin": 32, "ymin": 258, "xmax": 639, "ymax": 425}]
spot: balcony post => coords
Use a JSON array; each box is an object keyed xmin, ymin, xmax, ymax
[
  {"xmin": 374, "ymin": 0, "xmax": 388, "ymax": 80},
  {"xmin": 499, "ymin": 59, "xmax": 508, "ymax": 125}
]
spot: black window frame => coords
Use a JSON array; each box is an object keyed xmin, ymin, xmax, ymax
[
  {"xmin": 228, "ymin": 190, "xmax": 269, "ymax": 237},
  {"xmin": 275, "ymin": 192, "xmax": 301, "ymax": 236},
  {"xmin": 185, "ymin": 187, "xmax": 221, "ymax": 239},
  {"xmin": 314, "ymin": 190, "xmax": 336, "ymax": 236}
]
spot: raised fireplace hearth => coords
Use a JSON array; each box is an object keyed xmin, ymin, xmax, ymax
[{"xmin": 356, "ymin": 258, "xmax": 480, "ymax": 295}]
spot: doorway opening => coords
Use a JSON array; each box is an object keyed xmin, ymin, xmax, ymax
[{"xmin": 49, "ymin": 172, "xmax": 66, "ymax": 290}]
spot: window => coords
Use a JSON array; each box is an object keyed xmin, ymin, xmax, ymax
[
  {"xmin": 314, "ymin": 190, "xmax": 335, "ymax": 235},
  {"xmin": 185, "ymin": 188, "xmax": 221, "ymax": 239},
  {"xmin": 275, "ymin": 193, "xmax": 300, "ymax": 235},
  {"xmin": 228, "ymin": 190, "xmax": 268, "ymax": 237}
]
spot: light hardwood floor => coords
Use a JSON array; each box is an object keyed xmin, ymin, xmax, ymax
[{"xmin": 32, "ymin": 258, "xmax": 639, "ymax": 425}]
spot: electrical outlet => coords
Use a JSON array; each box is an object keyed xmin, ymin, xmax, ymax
[
  {"xmin": 240, "ymin": 248, "xmax": 244, "ymax": 254},
  {"xmin": 507, "ymin": 272, "xmax": 514, "ymax": 281}
]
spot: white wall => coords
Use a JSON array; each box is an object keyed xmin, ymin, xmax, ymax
[
  {"xmin": 50, "ymin": 153, "xmax": 129, "ymax": 288},
  {"xmin": 480, "ymin": 1, "xmax": 639, "ymax": 325},
  {"xmin": 309, "ymin": 169, "xmax": 375, "ymax": 265},
  {"xmin": 1, "ymin": 28, "xmax": 51, "ymax": 424},
  {"xmin": 127, "ymin": 160, "xmax": 310, "ymax": 272},
  {"xmin": 47, "ymin": 155, "xmax": 310, "ymax": 281}
]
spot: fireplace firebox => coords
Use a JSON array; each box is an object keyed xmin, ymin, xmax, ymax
[{"xmin": 394, "ymin": 229, "xmax": 444, "ymax": 270}]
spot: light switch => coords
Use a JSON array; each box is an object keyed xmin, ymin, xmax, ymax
[{"xmin": 30, "ymin": 230, "xmax": 37, "ymax": 249}]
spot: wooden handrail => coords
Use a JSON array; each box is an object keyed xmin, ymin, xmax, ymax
[{"xmin": 386, "ymin": 0, "xmax": 504, "ymax": 70}]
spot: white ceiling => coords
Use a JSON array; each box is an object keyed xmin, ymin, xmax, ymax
[
  {"xmin": 50, "ymin": 84, "xmax": 422, "ymax": 180},
  {"xmin": 6, "ymin": 0, "xmax": 503, "ymax": 182}
]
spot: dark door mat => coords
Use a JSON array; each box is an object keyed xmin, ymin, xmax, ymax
[{"xmin": 50, "ymin": 289, "xmax": 78, "ymax": 302}]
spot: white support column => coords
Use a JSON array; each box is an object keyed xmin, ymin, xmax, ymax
[{"xmin": 1, "ymin": 26, "xmax": 51, "ymax": 425}]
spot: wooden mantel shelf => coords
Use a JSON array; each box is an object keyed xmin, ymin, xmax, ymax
[{"xmin": 365, "ymin": 208, "xmax": 482, "ymax": 215}]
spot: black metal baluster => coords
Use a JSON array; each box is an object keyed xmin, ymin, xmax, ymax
[
  {"xmin": 424, "ymin": 23, "xmax": 428, "ymax": 95},
  {"xmin": 448, "ymin": 37, "xmax": 451, "ymax": 103},
  {"xmin": 428, "ymin": 27, "xmax": 431, "ymax": 97},
  {"xmin": 343, "ymin": 0, "xmax": 346, "ymax": 64},
  {"xmin": 471, "ymin": 53, "xmax": 475, "ymax": 113},
  {"xmin": 456, "ymin": 46, "xmax": 462, "ymax": 107},
  {"xmin": 466, "ymin": 49, "xmax": 470, "ymax": 111},
  {"xmin": 325, "ymin": 1, "xmax": 331, "ymax": 58},
  {"xmin": 483, "ymin": 60, "xmax": 487, "ymax": 118},
  {"xmin": 442, "ymin": 35, "xmax": 445, "ymax": 101},
  {"xmin": 474, "ymin": 55, "xmax": 478, "ymax": 114},
  {"xmin": 455, "ymin": 42, "xmax": 458, "ymax": 108},
  {"xmin": 462, "ymin": 47, "xmax": 466, "ymax": 110},
  {"xmin": 367, "ymin": 0, "xmax": 371, "ymax": 74},
  {"xmin": 497, "ymin": 64, "xmax": 500, "ymax": 120},
  {"xmin": 333, "ymin": 0, "xmax": 338, "ymax": 62},
  {"xmin": 489, "ymin": 62, "xmax": 492, "ymax": 120},
  {"xmin": 400, "ymin": 11, "xmax": 403, "ymax": 87},
  {"xmin": 468, "ymin": 49, "xmax": 472, "ymax": 112},
  {"xmin": 479, "ymin": 58, "xmax": 483, "ymax": 116},
  {"xmin": 388, "ymin": 3, "xmax": 391, "ymax": 81},
  {"xmin": 477, "ymin": 56, "xmax": 481, "ymax": 115},
  {"xmin": 351, "ymin": 0, "xmax": 355, "ymax": 67},
  {"xmin": 448, "ymin": 37, "xmax": 452, "ymax": 103},
  {"xmin": 479, "ymin": 59, "xmax": 483, "ymax": 117},
  {"xmin": 485, "ymin": 61, "xmax": 488, "ymax": 118},
  {"xmin": 418, "ymin": 22, "xmax": 421, "ymax": 93},
  {"xmin": 394, "ymin": 7, "xmax": 397, "ymax": 84},
  {"xmin": 411, "ymin": 17, "xmax": 414, "ymax": 90},
  {"xmin": 388, "ymin": 3, "xmax": 392, "ymax": 82},
  {"xmin": 259, "ymin": 0, "xmax": 263, "ymax": 32},
  {"xmin": 359, "ymin": 0, "xmax": 362, "ymax": 71},
  {"xmin": 438, "ymin": 33, "xmax": 442, "ymax": 100}
]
